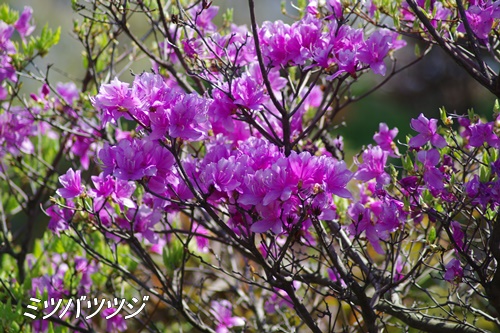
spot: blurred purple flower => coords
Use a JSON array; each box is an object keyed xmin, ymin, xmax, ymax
[
  {"xmin": 101, "ymin": 308, "xmax": 127, "ymax": 332},
  {"xmin": 373, "ymin": 123, "xmax": 399, "ymax": 157},
  {"xmin": 450, "ymin": 221, "xmax": 465, "ymax": 250},
  {"xmin": 444, "ymin": 257, "xmax": 463, "ymax": 282},
  {"xmin": 14, "ymin": 7, "xmax": 35, "ymax": 38},
  {"xmin": 210, "ymin": 300, "xmax": 245, "ymax": 333},
  {"xmin": 469, "ymin": 121, "xmax": 500, "ymax": 148},
  {"xmin": 46, "ymin": 205, "xmax": 72, "ymax": 236}
]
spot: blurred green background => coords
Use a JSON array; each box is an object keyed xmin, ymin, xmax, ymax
[{"xmin": 7, "ymin": 0, "xmax": 495, "ymax": 157}]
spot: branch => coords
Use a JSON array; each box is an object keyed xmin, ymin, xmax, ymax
[
  {"xmin": 455, "ymin": 0, "xmax": 489, "ymax": 79},
  {"xmin": 310, "ymin": 216, "xmax": 379, "ymax": 333},
  {"xmin": 405, "ymin": 0, "xmax": 498, "ymax": 97},
  {"xmin": 247, "ymin": 0, "xmax": 292, "ymax": 155},
  {"xmin": 376, "ymin": 299, "xmax": 490, "ymax": 333}
]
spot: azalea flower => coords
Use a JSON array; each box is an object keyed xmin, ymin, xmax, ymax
[
  {"xmin": 409, "ymin": 113, "xmax": 446, "ymax": 148},
  {"xmin": 56, "ymin": 168, "xmax": 84, "ymax": 198},
  {"xmin": 210, "ymin": 300, "xmax": 245, "ymax": 333}
]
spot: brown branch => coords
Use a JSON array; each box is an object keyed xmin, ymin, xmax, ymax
[
  {"xmin": 376, "ymin": 299, "xmax": 490, "ymax": 333},
  {"xmin": 405, "ymin": 0, "xmax": 499, "ymax": 97}
]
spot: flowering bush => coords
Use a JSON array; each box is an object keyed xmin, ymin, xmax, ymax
[{"xmin": 1, "ymin": 1, "xmax": 500, "ymax": 332}]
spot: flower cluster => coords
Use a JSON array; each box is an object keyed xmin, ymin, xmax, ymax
[
  {"xmin": 3, "ymin": 1, "xmax": 500, "ymax": 332},
  {"xmin": 0, "ymin": 6, "xmax": 34, "ymax": 99},
  {"xmin": 258, "ymin": 8, "xmax": 405, "ymax": 77}
]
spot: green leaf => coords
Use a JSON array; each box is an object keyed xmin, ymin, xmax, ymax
[
  {"xmin": 222, "ymin": 8, "xmax": 233, "ymax": 27},
  {"xmin": 34, "ymin": 25, "xmax": 61, "ymax": 57},
  {"xmin": 389, "ymin": 164, "xmax": 398, "ymax": 181},
  {"xmin": 439, "ymin": 107, "xmax": 447, "ymax": 123},
  {"xmin": 162, "ymin": 238, "xmax": 184, "ymax": 275},
  {"xmin": 414, "ymin": 43, "xmax": 421, "ymax": 57},
  {"xmin": 402, "ymin": 154, "xmax": 414, "ymax": 172},
  {"xmin": 0, "ymin": 4, "xmax": 19, "ymax": 25},
  {"xmin": 480, "ymin": 165, "xmax": 490, "ymax": 183},
  {"xmin": 427, "ymin": 226, "xmax": 436, "ymax": 244},
  {"xmin": 468, "ymin": 108, "xmax": 475, "ymax": 121},
  {"xmin": 53, "ymin": 237, "xmax": 65, "ymax": 254}
]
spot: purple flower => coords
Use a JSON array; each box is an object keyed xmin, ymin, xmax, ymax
[
  {"xmin": 68, "ymin": 134, "xmax": 94, "ymax": 170},
  {"xmin": 326, "ymin": 25, "xmax": 365, "ymax": 78},
  {"xmin": 444, "ymin": 257, "xmax": 463, "ymax": 282},
  {"xmin": 348, "ymin": 202, "xmax": 384, "ymax": 253},
  {"xmin": 88, "ymin": 173, "xmax": 136, "ymax": 210},
  {"xmin": 232, "ymin": 74, "xmax": 267, "ymax": 110},
  {"xmin": 327, "ymin": 267, "xmax": 347, "ymax": 287},
  {"xmin": 199, "ymin": 156, "xmax": 244, "ymax": 197},
  {"xmin": 417, "ymin": 149, "xmax": 445, "ymax": 190},
  {"xmin": 469, "ymin": 121, "xmax": 500, "ymax": 148},
  {"xmin": 56, "ymin": 168, "xmax": 84, "ymax": 198},
  {"xmin": 120, "ymin": 205, "xmax": 162, "ymax": 244},
  {"xmin": 464, "ymin": 174, "xmax": 500, "ymax": 209},
  {"xmin": 264, "ymin": 282, "xmax": 300, "ymax": 313},
  {"xmin": 0, "ymin": 106, "xmax": 35, "ymax": 157},
  {"xmin": 377, "ymin": 199, "xmax": 406, "ymax": 237},
  {"xmin": 56, "ymin": 82, "xmax": 79, "ymax": 106},
  {"xmin": 258, "ymin": 20, "xmax": 307, "ymax": 67},
  {"xmin": 358, "ymin": 30, "xmax": 392, "ymax": 75},
  {"xmin": 327, "ymin": 0, "xmax": 343, "ymax": 19},
  {"xmin": 194, "ymin": 224, "xmax": 210, "ymax": 253},
  {"xmin": 182, "ymin": 38, "xmax": 204, "ymax": 58},
  {"xmin": 91, "ymin": 78, "xmax": 140, "ymax": 126},
  {"xmin": 149, "ymin": 105, "xmax": 171, "ymax": 140},
  {"xmin": 310, "ymin": 192, "xmax": 337, "ymax": 220},
  {"xmin": 261, "ymin": 159, "xmax": 296, "ymax": 206},
  {"xmin": 190, "ymin": 4, "xmax": 219, "ymax": 32},
  {"xmin": 355, "ymin": 145, "xmax": 390, "ymax": 186},
  {"xmin": 457, "ymin": 4, "xmax": 495, "ymax": 40},
  {"xmin": 409, "ymin": 113, "xmax": 446, "ymax": 148},
  {"xmin": 210, "ymin": 300, "xmax": 245, "ymax": 333},
  {"xmin": 492, "ymin": 159, "xmax": 500, "ymax": 176},
  {"xmin": 465, "ymin": 174, "xmax": 480, "ymax": 198},
  {"xmin": 103, "ymin": 138, "xmax": 158, "ymax": 181},
  {"xmin": 238, "ymin": 170, "xmax": 271, "ymax": 206},
  {"xmin": 168, "ymin": 93, "xmax": 211, "ymax": 141},
  {"xmin": 450, "ymin": 221, "xmax": 465, "ymax": 250},
  {"xmin": 31, "ymin": 255, "xmax": 68, "ymax": 300},
  {"xmin": 252, "ymin": 201, "xmax": 284, "ymax": 234},
  {"xmin": 14, "ymin": 6, "xmax": 35, "ymax": 38},
  {"xmin": 287, "ymin": 151, "xmax": 324, "ymax": 192},
  {"xmin": 46, "ymin": 205, "xmax": 73, "ymax": 236},
  {"xmin": 133, "ymin": 72, "xmax": 179, "ymax": 113},
  {"xmin": 101, "ymin": 308, "xmax": 127, "ymax": 332},
  {"xmin": 147, "ymin": 146, "xmax": 177, "ymax": 194},
  {"xmin": 323, "ymin": 159, "xmax": 353, "ymax": 198},
  {"xmin": 237, "ymin": 137, "xmax": 281, "ymax": 170},
  {"xmin": 0, "ymin": 22, "xmax": 15, "ymax": 54},
  {"xmin": 74, "ymin": 257, "xmax": 98, "ymax": 294},
  {"xmin": 0, "ymin": 54, "xmax": 16, "ymax": 85},
  {"xmin": 373, "ymin": 123, "xmax": 399, "ymax": 157},
  {"xmin": 394, "ymin": 257, "xmax": 405, "ymax": 282}
]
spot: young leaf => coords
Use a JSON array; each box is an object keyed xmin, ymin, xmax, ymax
[{"xmin": 427, "ymin": 226, "xmax": 436, "ymax": 244}]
